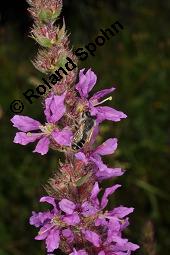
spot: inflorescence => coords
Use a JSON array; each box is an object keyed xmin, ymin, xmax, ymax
[{"xmin": 11, "ymin": 1, "xmax": 139, "ymax": 254}]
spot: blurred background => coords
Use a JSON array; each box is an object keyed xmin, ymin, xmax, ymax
[{"xmin": 0, "ymin": 0, "xmax": 170, "ymax": 254}]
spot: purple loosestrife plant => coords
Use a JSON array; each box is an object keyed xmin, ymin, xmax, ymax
[{"xmin": 11, "ymin": 0, "xmax": 139, "ymax": 254}]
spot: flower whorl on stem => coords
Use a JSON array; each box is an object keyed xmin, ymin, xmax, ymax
[
  {"xmin": 28, "ymin": 0, "xmax": 78, "ymax": 92},
  {"xmin": 11, "ymin": 0, "xmax": 139, "ymax": 254}
]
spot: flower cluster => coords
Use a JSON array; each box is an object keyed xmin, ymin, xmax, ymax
[
  {"xmin": 11, "ymin": 68, "xmax": 139, "ymax": 254},
  {"xmin": 30, "ymin": 183, "xmax": 139, "ymax": 254},
  {"xmin": 11, "ymin": 0, "xmax": 139, "ymax": 254},
  {"xmin": 75, "ymin": 69, "xmax": 127, "ymax": 124},
  {"xmin": 28, "ymin": 0, "xmax": 77, "ymax": 90},
  {"xmin": 11, "ymin": 93, "xmax": 73, "ymax": 155}
]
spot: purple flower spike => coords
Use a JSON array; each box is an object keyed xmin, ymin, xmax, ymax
[
  {"xmin": 11, "ymin": 93, "xmax": 73, "ymax": 155},
  {"xmin": 15, "ymin": 0, "xmax": 139, "ymax": 252},
  {"xmin": 76, "ymin": 69, "xmax": 127, "ymax": 123}
]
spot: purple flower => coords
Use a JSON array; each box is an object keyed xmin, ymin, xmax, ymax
[
  {"xmin": 29, "ymin": 183, "xmax": 119, "ymax": 253},
  {"xmin": 82, "ymin": 182, "xmax": 121, "ymax": 214},
  {"xmin": 11, "ymin": 93, "xmax": 73, "ymax": 155},
  {"xmin": 76, "ymin": 69, "xmax": 127, "ymax": 123},
  {"xmin": 30, "ymin": 182, "xmax": 139, "ymax": 254},
  {"xmin": 81, "ymin": 183, "xmax": 139, "ymax": 255},
  {"xmin": 76, "ymin": 138, "xmax": 124, "ymax": 180},
  {"xmin": 80, "ymin": 182, "xmax": 121, "ymax": 222},
  {"xmin": 30, "ymin": 196, "xmax": 79, "ymax": 253}
]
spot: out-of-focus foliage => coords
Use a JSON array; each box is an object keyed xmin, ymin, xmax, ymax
[{"xmin": 0, "ymin": 0, "xmax": 170, "ymax": 254}]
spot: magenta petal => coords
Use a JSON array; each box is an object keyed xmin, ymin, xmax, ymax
[
  {"xmin": 30, "ymin": 211, "xmax": 42, "ymax": 227},
  {"xmin": 13, "ymin": 132, "xmax": 41, "ymax": 145},
  {"xmin": 81, "ymin": 202, "xmax": 98, "ymax": 217},
  {"xmin": 76, "ymin": 69, "xmax": 97, "ymax": 98},
  {"xmin": 85, "ymin": 69, "xmax": 97, "ymax": 93},
  {"xmin": 121, "ymin": 218, "xmax": 130, "ymax": 231},
  {"xmin": 90, "ymin": 154, "xmax": 107, "ymax": 172},
  {"xmin": 90, "ymin": 182, "xmax": 100, "ymax": 206},
  {"xmin": 76, "ymin": 69, "xmax": 87, "ymax": 97},
  {"xmin": 95, "ymin": 106, "xmax": 127, "ymax": 123},
  {"xmin": 98, "ymin": 251, "xmax": 105, "ymax": 255},
  {"xmin": 109, "ymin": 206, "xmax": 134, "ymax": 218},
  {"xmin": 83, "ymin": 230, "xmax": 101, "ymax": 247},
  {"xmin": 59, "ymin": 199, "xmax": 76, "ymax": 214},
  {"xmin": 107, "ymin": 218, "xmax": 121, "ymax": 235},
  {"xmin": 29, "ymin": 211, "xmax": 52, "ymax": 227},
  {"xmin": 62, "ymin": 229, "xmax": 74, "ymax": 243},
  {"xmin": 124, "ymin": 242, "xmax": 140, "ymax": 251},
  {"xmin": 35, "ymin": 223, "xmax": 53, "ymax": 240},
  {"xmin": 112, "ymin": 236, "xmax": 128, "ymax": 246},
  {"xmin": 11, "ymin": 115, "xmax": 41, "ymax": 132},
  {"xmin": 95, "ymin": 138, "xmax": 118, "ymax": 155},
  {"xmin": 40, "ymin": 196, "xmax": 57, "ymax": 211},
  {"xmin": 44, "ymin": 94, "xmax": 54, "ymax": 122},
  {"xmin": 33, "ymin": 136, "xmax": 50, "ymax": 155},
  {"xmin": 70, "ymin": 248, "xmax": 88, "ymax": 255},
  {"xmin": 75, "ymin": 152, "xmax": 88, "ymax": 164},
  {"xmin": 114, "ymin": 241, "xmax": 140, "ymax": 252},
  {"xmin": 44, "ymin": 93, "xmax": 66, "ymax": 123},
  {"xmin": 96, "ymin": 168, "xmax": 124, "ymax": 181},
  {"xmin": 101, "ymin": 184, "xmax": 121, "ymax": 209},
  {"xmin": 95, "ymin": 217, "xmax": 107, "ymax": 227},
  {"xmin": 63, "ymin": 212, "xmax": 80, "ymax": 226},
  {"xmin": 44, "ymin": 95, "xmax": 54, "ymax": 122},
  {"xmin": 45, "ymin": 228, "xmax": 60, "ymax": 252},
  {"xmin": 52, "ymin": 127, "xmax": 73, "ymax": 146},
  {"xmin": 90, "ymin": 87, "xmax": 115, "ymax": 102}
]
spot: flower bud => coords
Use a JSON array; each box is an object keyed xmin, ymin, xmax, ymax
[
  {"xmin": 33, "ymin": 47, "xmax": 68, "ymax": 73},
  {"xmin": 38, "ymin": 8, "xmax": 61, "ymax": 23},
  {"xmin": 28, "ymin": 0, "xmax": 63, "ymax": 23}
]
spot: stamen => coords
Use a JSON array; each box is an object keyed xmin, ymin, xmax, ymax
[
  {"xmin": 94, "ymin": 96, "xmax": 112, "ymax": 106},
  {"xmin": 39, "ymin": 123, "xmax": 55, "ymax": 134},
  {"xmin": 27, "ymin": 132, "xmax": 41, "ymax": 137}
]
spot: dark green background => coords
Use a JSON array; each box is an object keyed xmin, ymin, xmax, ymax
[{"xmin": 0, "ymin": 0, "xmax": 170, "ymax": 254}]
